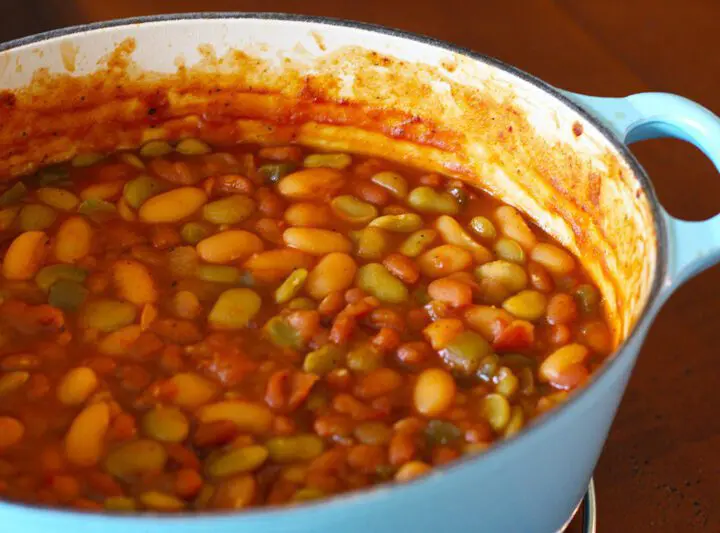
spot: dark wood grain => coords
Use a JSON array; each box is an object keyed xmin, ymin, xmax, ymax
[{"xmin": 10, "ymin": 1, "xmax": 720, "ymax": 530}]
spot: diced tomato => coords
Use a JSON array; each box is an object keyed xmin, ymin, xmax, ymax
[
  {"xmin": 329, "ymin": 314, "xmax": 356, "ymax": 345},
  {"xmin": 288, "ymin": 371, "xmax": 319, "ymax": 410},
  {"xmin": 199, "ymin": 346, "xmax": 257, "ymax": 387},
  {"xmin": 493, "ymin": 320, "xmax": 535, "ymax": 351},
  {"xmin": 0, "ymin": 300, "xmax": 65, "ymax": 335},
  {"xmin": 265, "ymin": 369, "xmax": 318, "ymax": 412},
  {"xmin": 265, "ymin": 370, "xmax": 290, "ymax": 410}
]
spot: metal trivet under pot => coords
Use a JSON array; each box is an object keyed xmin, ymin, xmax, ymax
[{"xmin": 559, "ymin": 479, "xmax": 597, "ymax": 533}]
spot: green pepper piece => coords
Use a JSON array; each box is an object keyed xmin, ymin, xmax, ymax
[
  {"xmin": 441, "ymin": 331, "xmax": 492, "ymax": 376},
  {"xmin": 35, "ymin": 264, "xmax": 88, "ymax": 292},
  {"xmin": 303, "ymin": 344, "xmax": 344, "ymax": 375},
  {"xmin": 0, "ymin": 182, "xmax": 27, "ymax": 207},
  {"xmin": 180, "ymin": 222, "xmax": 214, "ymax": 245},
  {"xmin": 258, "ymin": 163, "xmax": 296, "ymax": 184},
  {"xmin": 476, "ymin": 354, "xmax": 501, "ymax": 382},
  {"xmin": 238, "ymin": 270, "xmax": 255, "ymax": 288},
  {"xmin": 447, "ymin": 186, "xmax": 469, "ymax": 206},
  {"xmin": 78, "ymin": 198, "xmax": 117, "ymax": 221},
  {"xmin": 499, "ymin": 353, "xmax": 536, "ymax": 370},
  {"xmin": 48, "ymin": 280, "xmax": 89, "ymax": 312},
  {"xmin": 574, "ymin": 284, "xmax": 600, "ymax": 314},
  {"xmin": 265, "ymin": 316, "xmax": 303, "ymax": 350},
  {"xmin": 36, "ymin": 166, "xmax": 70, "ymax": 187},
  {"xmin": 425, "ymin": 420, "xmax": 462, "ymax": 446}
]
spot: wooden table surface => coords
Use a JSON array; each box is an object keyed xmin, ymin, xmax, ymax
[{"xmin": 3, "ymin": 1, "xmax": 719, "ymax": 531}]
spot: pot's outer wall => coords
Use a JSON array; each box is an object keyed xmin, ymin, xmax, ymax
[{"xmin": 0, "ymin": 16, "xmax": 661, "ymax": 532}]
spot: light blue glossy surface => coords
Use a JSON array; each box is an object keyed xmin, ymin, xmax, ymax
[
  {"xmin": 565, "ymin": 92, "xmax": 720, "ymax": 291},
  {"xmin": 1, "ymin": 16, "xmax": 719, "ymax": 533}
]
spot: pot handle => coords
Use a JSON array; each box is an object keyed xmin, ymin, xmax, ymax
[{"xmin": 564, "ymin": 91, "xmax": 720, "ymax": 293}]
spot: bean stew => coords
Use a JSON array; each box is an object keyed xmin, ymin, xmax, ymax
[{"xmin": 0, "ymin": 141, "xmax": 612, "ymax": 512}]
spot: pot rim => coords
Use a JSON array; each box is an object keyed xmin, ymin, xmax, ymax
[{"xmin": 0, "ymin": 12, "xmax": 668, "ymax": 521}]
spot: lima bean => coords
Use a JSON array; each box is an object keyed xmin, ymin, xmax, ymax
[
  {"xmin": 19, "ymin": 204, "xmax": 56, "ymax": 231},
  {"xmin": 104, "ymin": 439, "xmax": 168, "ymax": 481},
  {"xmin": 202, "ymin": 195, "xmax": 255, "ymax": 225},
  {"xmin": 370, "ymin": 171, "xmax": 408, "ymax": 198},
  {"xmin": 356, "ymin": 263, "xmax": 408, "ymax": 303},
  {"xmin": 408, "ymin": 186, "xmax": 459, "ymax": 214},
  {"xmin": 266, "ymin": 435, "xmax": 325, "ymax": 463},
  {"xmin": 331, "ymin": 195, "xmax": 378, "ymax": 225},
  {"xmin": 209, "ymin": 289, "xmax": 261, "ymax": 329}
]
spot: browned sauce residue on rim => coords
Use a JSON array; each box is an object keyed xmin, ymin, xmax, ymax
[{"xmin": 0, "ymin": 36, "xmax": 658, "ymax": 344}]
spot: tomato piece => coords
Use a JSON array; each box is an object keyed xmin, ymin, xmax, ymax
[{"xmin": 493, "ymin": 320, "xmax": 535, "ymax": 351}]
